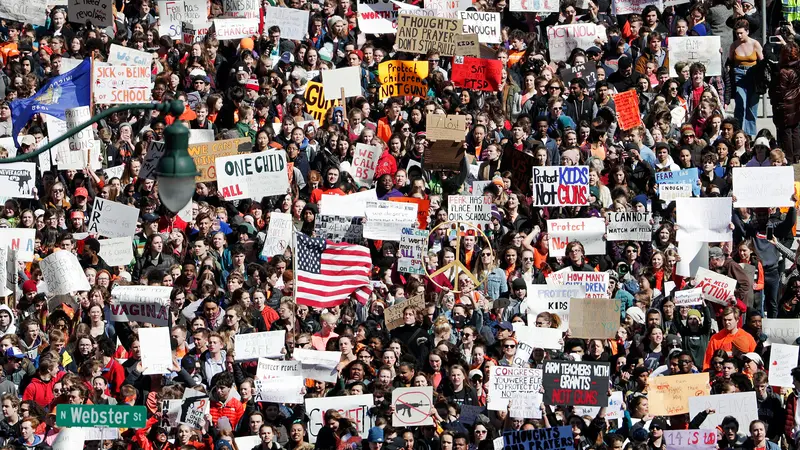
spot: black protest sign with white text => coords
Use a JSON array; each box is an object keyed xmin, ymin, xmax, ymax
[{"xmin": 542, "ymin": 361, "xmax": 610, "ymax": 406}]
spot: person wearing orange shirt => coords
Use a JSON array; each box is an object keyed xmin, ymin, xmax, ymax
[
  {"xmin": 703, "ymin": 306, "xmax": 756, "ymax": 370},
  {"xmin": 310, "ymin": 166, "xmax": 345, "ymax": 204}
]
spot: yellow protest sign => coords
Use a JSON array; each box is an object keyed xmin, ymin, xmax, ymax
[
  {"xmin": 377, "ymin": 60, "xmax": 429, "ymax": 100},
  {"xmin": 648, "ymin": 373, "xmax": 710, "ymax": 416},
  {"xmin": 304, "ymin": 81, "xmax": 340, "ymax": 122},
  {"xmin": 189, "ymin": 138, "xmax": 251, "ymax": 182}
]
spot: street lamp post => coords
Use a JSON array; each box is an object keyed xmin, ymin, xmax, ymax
[{"xmin": 0, "ymin": 100, "xmax": 199, "ymax": 213}]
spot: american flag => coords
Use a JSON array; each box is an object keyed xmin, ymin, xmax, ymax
[{"xmin": 294, "ymin": 232, "xmax": 373, "ymax": 308}]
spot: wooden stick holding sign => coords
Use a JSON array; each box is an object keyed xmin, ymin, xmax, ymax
[{"xmin": 341, "ymin": 88, "xmax": 347, "ymax": 119}]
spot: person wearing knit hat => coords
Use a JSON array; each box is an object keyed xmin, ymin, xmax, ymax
[
  {"xmin": 626, "ymin": 306, "xmax": 646, "ymax": 325},
  {"xmin": 21, "ymin": 280, "xmax": 37, "ymax": 303}
]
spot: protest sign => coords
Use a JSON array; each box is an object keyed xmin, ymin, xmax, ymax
[
  {"xmin": 46, "ymin": 116, "xmax": 100, "ymax": 170},
  {"xmin": 733, "ymin": 166, "xmax": 794, "ymax": 208},
  {"xmin": 52, "ymin": 428, "xmax": 85, "ymax": 450},
  {"xmin": 606, "ymin": 391, "xmax": 625, "ymax": 420},
  {"xmin": 768, "ymin": 343, "xmax": 798, "ymax": 387},
  {"xmin": 108, "ymin": 44, "xmax": 153, "ymax": 67},
  {"xmin": 675, "ymin": 197, "xmax": 732, "ymax": 242},
  {"xmin": 694, "ymin": 267, "xmax": 737, "ymax": 304},
  {"xmin": 648, "ymin": 373, "xmax": 710, "ymax": 416},
  {"xmin": 322, "ymin": 66, "xmax": 362, "ymax": 101},
  {"xmin": 677, "ymin": 240, "xmax": 709, "ymax": 278},
  {"xmin": 392, "ymin": 387, "xmax": 434, "ymax": 426},
  {"xmin": 457, "ymin": 11, "xmax": 500, "ymax": 43},
  {"xmin": 212, "ymin": 18, "xmax": 259, "ymax": 40},
  {"xmin": 390, "ymin": 197, "xmax": 430, "ymax": 229},
  {"xmin": 182, "ymin": 0, "xmax": 207, "ymax": 23},
  {"xmin": 667, "ymin": 36, "xmax": 722, "ymax": 77},
  {"xmin": 182, "ymin": 20, "xmax": 212, "ymax": 43},
  {"xmin": 396, "ymin": 14, "xmax": 463, "ymax": 57},
  {"xmin": 542, "ymin": 361, "xmax": 610, "ymax": 406},
  {"xmin": 109, "ymin": 286, "xmax": 172, "ymax": 326},
  {"xmin": 615, "ymin": 90, "xmax": 642, "ymax": 130},
  {"xmin": 263, "ymin": 6, "xmax": 309, "ymax": 40},
  {"xmin": 256, "ymin": 358, "xmax": 302, "ymax": 381},
  {"xmin": 261, "ymin": 212, "xmax": 293, "ymax": 259},
  {"xmin": 234, "ymin": 330, "xmax": 286, "ymax": 361},
  {"xmin": 532, "ymin": 166, "xmax": 589, "ymax": 207},
  {"xmin": 673, "ymin": 288, "xmax": 703, "ymax": 306},
  {"xmin": 84, "ymin": 428, "xmax": 120, "ymax": 441},
  {"xmin": 363, "ymin": 201, "xmax": 418, "ymax": 240},
  {"xmin": 235, "ymin": 437, "xmax": 263, "ymax": 450},
  {"xmin": 315, "ymin": 215, "xmax": 365, "ymax": 245},
  {"xmin": 454, "ymin": 33, "xmax": 480, "ymax": 57},
  {"xmin": 447, "ymin": 195, "xmax": 491, "ymax": 229},
  {"xmin": 527, "ymin": 284, "xmax": 585, "ymax": 330},
  {"xmin": 762, "ymin": 318, "xmax": 800, "ymax": 344},
  {"xmin": 503, "ymin": 427, "xmax": 572, "ymax": 450},
  {"xmin": 104, "ymin": 164, "xmax": 125, "ymax": 180},
  {"xmin": 563, "ymin": 271, "xmax": 609, "ymax": 298},
  {"xmin": 425, "ymin": 140, "xmax": 463, "ymax": 170},
  {"xmin": 612, "ymin": 0, "xmax": 662, "ymax": 15},
  {"xmin": 516, "ymin": 324, "xmax": 562, "ymax": 351},
  {"xmin": 547, "ymin": 218, "xmax": 606, "ymax": 257},
  {"xmin": 306, "ymin": 395, "xmax": 374, "ymax": 443},
  {"xmin": 377, "ymin": 60, "xmax": 429, "ymax": 99},
  {"xmin": 40, "ymin": 251, "xmax": 91, "ymax": 296},
  {"xmin": 547, "ymin": 23, "xmax": 599, "ymax": 62},
  {"xmin": 304, "ymin": 81, "xmax": 340, "ymax": 122},
  {"xmin": 569, "ymin": 298, "xmax": 621, "ymax": 339},
  {"xmin": 398, "ymin": 228, "xmax": 428, "ymax": 275},
  {"xmin": 189, "ymin": 137, "xmax": 250, "ymax": 182},
  {"xmin": 253, "ymin": 376, "xmax": 305, "ymax": 403},
  {"xmin": 98, "ymin": 237, "xmax": 134, "ymax": 267},
  {"xmin": 487, "ymin": 366, "xmax": 543, "ymax": 418},
  {"xmin": 215, "ymin": 151, "xmax": 289, "ymax": 200},
  {"xmin": 688, "ymin": 392, "xmax": 758, "ymax": 430},
  {"xmin": 139, "ymin": 327, "xmax": 172, "ymax": 375},
  {"xmin": 500, "ymin": 150, "xmax": 535, "ymax": 196},
  {"xmin": 293, "ymin": 349, "xmax": 342, "ymax": 383},
  {"xmin": 0, "ymin": 0, "xmax": 47, "ymax": 26},
  {"xmin": 451, "ymin": 57, "xmax": 503, "ymax": 92},
  {"xmin": 0, "ymin": 163, "xmax": 35, "ymax": 199},
  {"xmin": 158, "ymin": 0, "xmax": 184, "ymax": 38},
  {"xmin": 350, "ymin": 143, "xmax": 382, "ymax": 186},
  {"xmin": 65, "ymin": 106, "xmax": 92, "ymax": 155},
  {"xmin": 93, "ymin": 65, "xmax": 152, "ymax": 104},
  {"xmin": 656, "ymin": 168, "xmax": 700, "ymax": 200},
  {"xmin": 459, "ymin": 405, "xmax": 484, "ymax": 424},
  {"xmin": 559, "ymin": 62, "xmax": 598, "ymax": 92},
  {"xmin": 139, "ymin": 141, "xmax": 167, "ymax": 180},
  {"xmin": 664, "ymin": 430, "xmax": 717, "ymax": 450},
  {"xmin": 385, "ymin": 295, "xmax": 426, "ymax": 330},
  {"xmin": 88, "ymin": 198, "xmax": 139, "ymax": 238},
  {"xmin": 510, "ymin": 0, "xmax": 558, "ymax": 12},
  {"xmin": 223, "ymin": 0, "xmax": 258, "ymax": 18},
  {"xmin": 0, "ymin": 228, "xmax": 35, "ymax": 262},
  {"xmin": 426, "ymin": 114, "xmax": 466, "ymax": 141},
  {"xmin": 606, "ymin": 212, "xmax": 651, "ymax": 241},
  {"xmin": 320, "ymin": 189, "xmax": 377, "ymax": 217},
  {"xmin": 357, "ymin": 0, "xmax": 421, "ymax": 34},
  {"xmin": 69, "ymin": 0, "xmax": 113, "ymax": 28}
]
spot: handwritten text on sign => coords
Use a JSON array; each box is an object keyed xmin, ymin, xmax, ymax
[
  {"xmin": 532, "ymin": 166, "xmax": 589, "ymax": 207},
  {"xmin": 694, "ymin": 267, "xmax": 737, "ymax": 305}
]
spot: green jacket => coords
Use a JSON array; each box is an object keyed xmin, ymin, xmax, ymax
[{"xmin": 235, "ymin": 121, "xmax": 257, "ymax": 146}]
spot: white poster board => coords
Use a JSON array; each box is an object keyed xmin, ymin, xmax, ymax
[
  {"xmin": 215, "ymin": 151, "xmax": 290, "ymax": 200},
  {"xmin": 263, "ymin": 6, "xmax": 309, "ymax": 40},
  {"xmin": 0, "ymin": 163, "xmax": 35, "ymax": 199},
  {"xmin": 768, "ymin": 343, "xmax": 798, "ymax": 387},
  {"xmin": 261, "ymin": 212, "xmax": 293, "ymax": 259},
  {"xmin": 87, "ymin": 197, "xmax": 140, "ymax": 238},
  {"xmin": 733, "ymin": 166, "xmax": 794, "ymax": 208},
  {"xmin": 40, "ymin": 251, "xmax": 92, "ymax": 296},
  {"xmin": 667, "ymin": 36, "xmax": 722, "ymax": 77},
  {"xmin": 234, "ymin": 330, "xmax": 286, "ymax": 361},
  {"xmin": 675, "ymin": 197, "xmax": 732, "ymax": 242},
  {"xmin": 322, "ymin": 66, "xmax": 362, "ymax": 101},
  {"xmin": 363, "ymin": 201, "xmax": 417, "ymax": 240},
  {"xmin": 139, "ymin": 327, "xmax": 173, "ymax": 375},
  {"xmin": 688, "ymin": 392, "xmax": 757, "ymax": 430}
]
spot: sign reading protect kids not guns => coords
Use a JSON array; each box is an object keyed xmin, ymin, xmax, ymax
[
  {"xmin": 378, "ymin": 61, "xmax": 429, "ymax": 99},
  {"xmin": 615, "ymin": 90, "xmax": 642, "ymax": 131},
  {"xmin": 531, "ymin": 166, "xmax": 589, "ymax": 207}
]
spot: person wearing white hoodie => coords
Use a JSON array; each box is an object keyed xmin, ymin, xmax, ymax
[{"xmin": 0, "ymin": 306, "xmax": 17, "ymax": 337}]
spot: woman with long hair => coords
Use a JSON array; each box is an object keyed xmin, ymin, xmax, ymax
[
  {"xmin": 729, "ymin": 18, "xmax": 763, "ymax": 138},
  {"xmin": 473, "ymin": 248, "xmax": 507, "ymax": 301}
]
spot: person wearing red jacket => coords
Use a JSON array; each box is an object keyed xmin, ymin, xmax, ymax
[
  {"xmin": 208, "ymin": 372, "xmax": 245, "ymax": 428},
  {"xmin": 22, "ymin": 358, "xmax": 63, "ymax": 408},
  {"xmin": 99, "ymin": 338, "xmax": 125, "ymax": 396}
]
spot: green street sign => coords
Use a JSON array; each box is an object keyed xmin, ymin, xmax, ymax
[{"xmin": 56, "ymin": 405, "xmax": 147, "ymax": 428}]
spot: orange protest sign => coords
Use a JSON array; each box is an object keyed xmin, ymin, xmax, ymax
[
  {"xmin": 614, "ymin": 89, "xmax": 642, "ymax": 131},
  {"xmin": 451, "ymin": 57, "xmax": 503, "ymax": 92},
  {"xmin": 648, "ymin": 373, "xmax": 710, "ymax": 416},
  {"xmin": 389, "ymin": 197, "xmax": 431, "ymax": 229}
]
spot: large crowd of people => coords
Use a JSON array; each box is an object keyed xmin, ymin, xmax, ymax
[{"xmin": 0, "ymin": 0, "xmax": 799, "ymax": 449}]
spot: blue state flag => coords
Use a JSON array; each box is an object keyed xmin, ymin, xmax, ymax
[{"xmin": 10, "ymin": 58, "xmax": 92, "ymax": 148}]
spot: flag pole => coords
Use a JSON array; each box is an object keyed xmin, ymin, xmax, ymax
[{"xmin": 89, "ymin": 53, "xmax": 95, "ymax": 116}]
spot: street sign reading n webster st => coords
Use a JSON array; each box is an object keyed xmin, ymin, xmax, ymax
[{"xmin": 56, "ymin": 405, "xmax": 147, "ymax": 428}]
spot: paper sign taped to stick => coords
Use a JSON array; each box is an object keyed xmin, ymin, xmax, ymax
[
  {"xmin": 322, "ymin": 66, "xmax": 362, "ymax": 101},
  {"xmin": 694, "ymin": 267, "xmax": 737, "ymax": 305},
  {"xmin": 615, "ymin": 90, "xmax": 642, "ymax": 131},
  {"xmin": 648, "ymin": 373, "xmax": 709, "ymax": 416}
]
